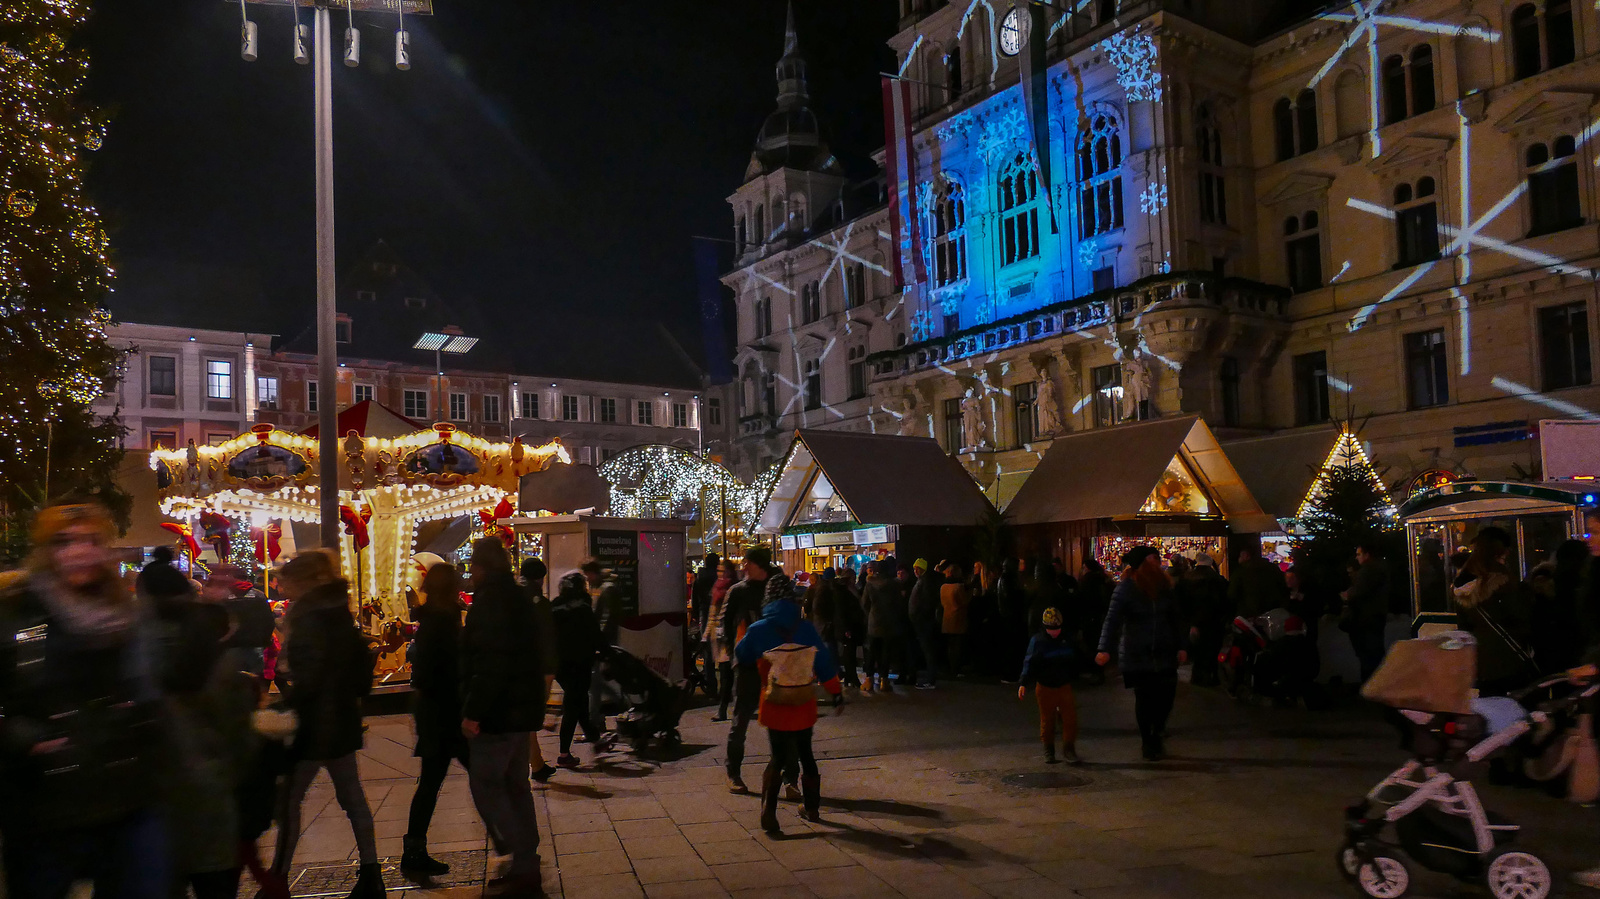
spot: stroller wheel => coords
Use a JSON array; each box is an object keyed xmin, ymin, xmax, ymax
[
  {"xmin": 1485, "ymin": 851, "xmax": 1551, "ymax": 899},
  {"xmin": 1356, "ymin": 855, "xmax": 1411, "ymax": 898}
]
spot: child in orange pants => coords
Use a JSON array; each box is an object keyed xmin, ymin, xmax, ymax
[{"xmin": 1017, "ymin": 607, "xmax": 1082, "ymax": 764}]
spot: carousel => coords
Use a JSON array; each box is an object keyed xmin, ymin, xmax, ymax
[{"xmin": 149, "ymin": 402, "xmax": 569, "ymax": 623}]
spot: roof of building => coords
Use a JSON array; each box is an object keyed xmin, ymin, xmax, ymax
[
  {"xmin": 745, "ymin": 2, "xmax": 842, "ymax": 181},
  {"xmin": 758, "ymin": 429, "xmax": 994, "ymax": 531},
  {"xmin": 1221, "ymin": 426, "xmax": 1340, "ymax": 521},
  {"xmin": 1006, "ymin": 416, "xmax": 1278, "ymax": 532}
]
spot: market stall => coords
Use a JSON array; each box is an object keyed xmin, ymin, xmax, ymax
[
  {"xmin": 1006, "ymin": 415, "xmax": 1277, "ymax": 575},
  {"xmin": 149, "ymin": 402, "xmax": 568, "ymax": 620},
  {"xmin": 507, "ymin": 513, "xmax": 691, "ymax": 680},
  {"xmin": 756, "ymin": 430, "xmax": 995, "ymax": 574},
  {"xmin": 1223, "ymin": 424, "xmax": 1342, "ymax": 562}
]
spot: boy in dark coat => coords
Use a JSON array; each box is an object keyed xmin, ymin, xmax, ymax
[{"xmin": 1018, "ymin": 607, "xmax": 1082, "ymax": 764}]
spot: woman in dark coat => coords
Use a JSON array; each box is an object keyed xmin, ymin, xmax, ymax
[
  {"xmin": 551, "ymin": 572, "xmax": 604, "ymax": 766},
  {"xmin": 1096, "ymin": 547, "xmax": 1188, "ymax": 761},
  {"xmin": 402, "ymin": 563, "xmax": 468, "ymax": 877},
  {"xmin": 271, "ymin": 550, "xmax": 383, "ymax": 897}
]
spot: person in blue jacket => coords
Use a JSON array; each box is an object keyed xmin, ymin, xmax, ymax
[{"xmin": 1018, "ymin": 607, "xmax": 1082, "ymax": 764}]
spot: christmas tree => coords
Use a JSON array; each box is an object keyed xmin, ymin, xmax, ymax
[
  {"xmin": 1293, "ymin": 424, "xmax": 1401, "ymax": 587},
  {"xmin": 0, "ymin": 0, "xmax": 125, "ymax": 562}
]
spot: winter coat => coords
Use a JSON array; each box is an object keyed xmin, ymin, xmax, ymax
[
  {"xmin": 0, "ymin": 574, "xmax": 165, "ymax": 834},
  {"xmin": 1453, "ymin": 568, "xmax": 1535, "ymax": 690},
  {"xmin": 1020, "ymin": 630, "xmax": 1081, "ymax": 689},
  {"xmin": 529, "ymin": 590, "xmax": 559, "ymax": 679},
  {"xmin": 1342, "ymin": 558, "xmax": 1390, "ymax": 633},
  {"xmin": 593, "ymin": 576, "xmax": 627, "ymax": 646},
  {"xmin": 409, "ymin": 598, "xmax": 466, "ymax": 760},
  {"xmin": 832, "ymin": 580, "xmax": 867, "ymax": 646},
  {"xmin": 224, "ymin": 590, "xmax": 276, "ymax": 677},
  {"xmin": 552, "ymin": 590, "xmax": 604, "ymax": 670},
  {"xmin": 1229, "ymin": 556, "xmax": 1289, "ymax": 619},
  {"xmin": 691, "ymin": 569, "xmax": 718, "ymax": 630},
  {"xmin": 863, "ymin": 575, "xmax": 907, "ymax": 638},
  {"xmin": 460, "ymin": 572, "xmax": 546, "ymax": 734},
  {"xmin": 908, "ymin": 570, "xmax": 943, "ymax": 631},
  {"xmin": 734, "ymin": 598, "xmax": 842, "ymax": 731},
  {"xmin": 704, "ymin": 576, "xmax": 735, "ymax": 663},
  {"xmin": 805, "ymin": 582, "xmax": 839, "ymax": 644},
  {"xmin": 720, "ymin": 575, "xmax": 768, "ymax": 661},
  {"xmin": 282, "ymin": 580, "xmax": 371, "ymax": 761},
  {"xmin": 1098, "ymin": 574, "xmax": 1187, "ymax": 676},
  {"xmin": 939, "ymin": 583, "xmax": 972, "ymax": 635},
  {"xmin": 1179, "ymin": 567, "xmax": 1232, "ymax": 633}
]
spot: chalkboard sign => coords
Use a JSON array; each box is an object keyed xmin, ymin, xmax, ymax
[{"xmin": 589, "ymin": 530, "xmax": 640, "ymax": 619}]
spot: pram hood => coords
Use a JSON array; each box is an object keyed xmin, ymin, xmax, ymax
[{"xmin": 1362, "ymin": 631, "xmax": 1477, "ymax": 715}]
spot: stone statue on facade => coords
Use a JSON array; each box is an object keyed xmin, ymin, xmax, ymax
[
  {"xmin": 1037, "ymin": 372, "xmax": 1065, "ymax": 437},
  {"xmin": 960, "ymin": 388, "xmax": 986, "ymax": 450},
  {"xmin": 1122, "ymin": 352, "xmax": 1152, "ymax": 420}
]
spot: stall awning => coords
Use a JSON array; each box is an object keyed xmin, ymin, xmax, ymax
[
  {"xmin": 1006, "ymin": 415, "xmax": 1278, "ymax": 533},
  {"xmin": 757, "ymin": 430, "xmax": 994, "ymax": 534},
  {"xmin": 301, "ymin": 400, "xmax": 423, "ymax": 439},
  {"xmin": 1222, "ymin": 426, "xmax": 1339, "ymax": 523}
]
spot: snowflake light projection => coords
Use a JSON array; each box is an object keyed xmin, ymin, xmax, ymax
[
  {"xmin": 909, "ymin": 308, "xmax": 936, "ymax": 342},
  {"xmin": 1103, "ymin": 29, "xmax": 1162, "ymax": 103},
  {"xmin": 1077, "ymin": 235, "xmax": 1100, "ymax": 270},
  {"xmin": 976, "ymin": 106, "xmax": 1028, "ymax": 164},
  {"xmin": 974, "ymin": 295, "xmax": 997, "ymax": 325},
  {"xmin": 1139, "ymin": 181, "xmax": 1168, "ymax": 215}
]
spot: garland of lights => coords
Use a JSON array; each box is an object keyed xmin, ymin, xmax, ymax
[
  {"xmin": 1296, "ymin": 427, "xmax": 1399, "ymax": 524},
  {"xmin": 598, "ymin": 446, "xmax": 781, "ymax": 549}
]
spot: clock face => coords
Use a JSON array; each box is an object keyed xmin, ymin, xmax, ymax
[{"xmin": 1000, "ymin": 7, "xmax": 1026, "ymax": 57}]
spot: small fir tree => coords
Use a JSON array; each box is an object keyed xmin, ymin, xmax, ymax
[
  {"xmin": 0, "ymin": 0, "xmax": 125, "ymax": 563},
  {"xmin": 1293, "ymin": 426, "xmax": 1402, "ymax": 591}
]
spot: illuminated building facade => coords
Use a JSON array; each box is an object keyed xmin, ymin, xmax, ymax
[
  {"xmin": 94, "ymin": 322, "xmax": 275, "ymax": 450},
  {"xmin": 727, "ymin": 0, "xmax": 1600, "ymax": 494}
]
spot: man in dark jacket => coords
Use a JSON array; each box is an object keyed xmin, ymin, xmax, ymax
[
  {"xmin": 1343, "ymin": 543, "xmax": 1391, "ymax": 682},
  {"xmin": 907, "ymin": 559, "xmax": 944, "ymax": 689},
  {"xmin": 1178, "ymin": 554, "xmax": 1231, "ymax": 687},
  {"xmin": 1229, "ymin": 544, "xmax": 1288, "ymax": 619},
  {"xmin": 461, "ymin": 539, "xmax": 545, "ymax": 895},
  {"xmin": 720, "ymin": 546, "xmax": 772, "ymax": 793},
  {"xmin": 1097, "ymin": 547, "xmax": 1188, "ymax": 761},
  {"xmin": 0, "ymin": 501, "xmax": 168, "ymax": 899},
  {"xmin": 519, "ymin": 557, "xmax": 560, "ymax": 783},
  {"xmin": 550, "ymin": 572, "xmax": 604, "ymax": 765}
]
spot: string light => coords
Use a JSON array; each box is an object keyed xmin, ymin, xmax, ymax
[
  {"xmin": 1296, "ymin": 427, "xmax": 1399, "ymax": 524},
  {"xmin": 599, "ymin": 446, "xmax": 780, "ymax": 546}
]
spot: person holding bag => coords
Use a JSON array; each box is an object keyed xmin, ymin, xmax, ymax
[{"xmin": 734, "ymin": 573, "xmax": 842, "ymax": 836}]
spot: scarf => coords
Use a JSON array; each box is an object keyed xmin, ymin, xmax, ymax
[{"xmin": 32, "ymin": 570, "xmax": 139, "ymax": 649}]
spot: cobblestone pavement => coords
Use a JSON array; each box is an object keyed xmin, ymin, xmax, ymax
[{"xmin": 261, "ymin": 676, "xmax": 1600, "ymax": 898}]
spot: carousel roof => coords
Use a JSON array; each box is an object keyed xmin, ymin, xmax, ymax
[{"xmin": 301, "ymin": 400, "xmax": 423, "ymax": 439}]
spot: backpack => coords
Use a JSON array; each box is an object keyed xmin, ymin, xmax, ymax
[{"xmin": 762, "ymin": 635, "xmax": 818, "ymax": 706}]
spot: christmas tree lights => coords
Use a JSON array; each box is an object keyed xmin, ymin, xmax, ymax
[
  {"xmin": 0, "ymin": 0, "xmax": 122, "ymax": 552},
  {"xmin": 1296, "ymin": 427, "xmax": 1399, "ymax": 525}
]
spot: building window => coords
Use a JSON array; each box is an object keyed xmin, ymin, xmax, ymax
[
  {"xmin": 763, "ymin": 372, "xmax": 777, "ymax": 417},
  {"xmin": 521, "ymin": 392, "xmax": 540, "ymax": 419},
  {"xmin": 1272, "ymin": 90, "xmax": 1318, "ymax": 161},
  {"xmin": 601, "ymin": 447, "xmax": 618, "ymax": 463},
  {"xmin": 353, "ymin": 383, "xmax": 374, "ymax": 404},
  {"xmin": 943, "ymin": 311, "xmax": 960, "ymax": 335},
  {"xmin": 149, "ymin": 430, "xmax": 177, "ymax": 450},
  {"xmin": 403, "ymin": 389, "xmax": 427, "ymax": 420},
  {"xmin": 1293, "ymin": 351, "xmax": 1331, "ymax": 425},
  {"xmin": 1527, "ymin": 135, "xmax": 1582, "ymax": 236},
  {"xmin": 1410, "ymin": 45, "xmax": 1435, "ymax": 116},
  {"xmin": 942, "ymin": 397, "xmax": 962, "ymax": 452},
  {"xmin": 1540, "ymin": 302, "xmax": 1592, "ymax": 390},
  {"xmin": 635, "ymin": 400, "xmax": 654, "ymax": 425},
  {"xmin": 736, "ymin": 216, "xmax": 747, "ymax": 255},
  {"xmin": 929, "ymin": 178, "xmax": 968, "ymax": 285},
  {"xmin": 1092, "ymin": 363, "xmax": 1122, "ymax": 428},
  {"xmin": 148, "ymin": 355, "xmax": 177, "ymax": 397},
  {"xmin": 307, "ymin": 380, "xmax": 319, "ymax": 413},
  {"xmin": 848, "ymin": 345, "xmax": 867, "ymax": 399},
  {"xmin": 707, "ymin": 396, "xmax": 722, "ymax": 425},
  {"xmin": 1512, "ymin": 1, "xmax": 1574, "ymax": 80},
  {"xmin": 1013, "ymin": 381, "xmax": 1037, "ymax": 446},
  {"xmin": 335, "ymin": 315, "xmax": 352, "ymax": 344},
  {"xmin": 483, "ymin": 394, "xmax": 501, "ymax": 423},
  {"xmin": 1091, "ymin": 266, "xmax": 1115, "ymax": 292},
  {"xmin": 754, "ymin": 204, "xmax": 766, "ymax": 244},
  {"xmin": 562, "ymin": 395, "xmax": 579, "ymax": 421},
  {"xmin": 206, "ymin": 360, "xmax": 233, "ymax": 399},
  {"xmin": 1394, "ymin": 177, "xmax": 1441, "ymax": 267},
  {"xmin": 1382, "ymin": 46, "xmax": 1436, "ymax": 125},
  {"xmin": 257, "ymin": 376, "xmax": 279, "ymax": 410},
  {"xmin": 449, "ymin": 393, "xmax": 467, "ymax": 421},
  {"xmin": 1078, "ymin": 115, "xmax": 1124, "ymax": 239},
  {"xmin": 1285, "ymin": 212, "xmax": 1323, "ymax": 293},
  {"xmin": 847, "ymin": 263, "xmax": 868, "ymax": 308},
  {"xmin": 1196, "ymin": 105, "xmax": 1226, "ymax": 225},
  {"xmin": 803, "ymin": 359, "xmax": 822, "ymax": 410},
  {"xmin": 1219, "ymin": 356, "xmax": 1241, "ymax": 427},
  {"xmin": 998, "ymin": 152, "xmax": 1041, "ymax": 266},
  {"xmin": 801, "ymin": 281, "xmax": 821, "ymax": 324},
  {"xmin": 755, "ymin": 297, "xmax": 773, "ymax": 338},
  {"xmin": 1404, "ymin": 329, "xmax": 1450, "ymax": 408},
  {"xmin": 598, "ymin": 397, "xmax": 618, "ymax": 423},
  {"xmin": 946, "ymin": 49, "xmax": 962, "ymax": 98},
  {"xmin": 673, "ymin": 403, "xmax": 689, "ymax": 428}
]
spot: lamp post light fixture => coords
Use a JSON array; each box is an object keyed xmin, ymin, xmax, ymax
[
  {"xmin": 233, "ymin": 0, "xmax": 433, "ymax": 548},
  {"xmin": 413, "ymin": 328, "xmax": 478, "ymax": 422}
]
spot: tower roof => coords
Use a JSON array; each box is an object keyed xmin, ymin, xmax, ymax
[{"xmin": 746, "ymin": 1, "xmax": 841, "ymax": 180}]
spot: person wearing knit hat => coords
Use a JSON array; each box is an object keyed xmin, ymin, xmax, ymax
[
  {"xmin": 1019, "ymin": 607, "xmax": 1083, "ymax": 764},
  {"xmin": 1, "ymin": 499, "xmax": 170, "ymax": 896},
  {"xmin": 1097, "ymin": 544, "xmax": 1188, "ymax": 761}
]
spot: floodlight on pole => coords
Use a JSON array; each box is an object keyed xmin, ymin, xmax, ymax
[{"xmin": 414, "ymin": 327, "xmax": 477, "ymax": 422}]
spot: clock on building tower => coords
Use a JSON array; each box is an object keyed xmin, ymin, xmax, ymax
[{"xmin": 999, "ymin": 6, "xmax": 1026, "ymax": 57}]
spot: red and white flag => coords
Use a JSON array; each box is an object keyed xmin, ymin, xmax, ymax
[{"xmin": 882, "ymin": 75, "xmax": 925, "ymax": 291}]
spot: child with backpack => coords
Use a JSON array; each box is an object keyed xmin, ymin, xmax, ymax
[{"xmin": 734, "ymin": 572, "xmax": 843, "ymax": 835}]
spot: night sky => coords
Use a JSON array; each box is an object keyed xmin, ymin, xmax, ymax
[{"xmin": 80, "ymin": 0, "xmax": 898, "ymax": 375}]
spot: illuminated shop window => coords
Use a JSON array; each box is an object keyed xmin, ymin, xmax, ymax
[
  {"xmin": 1526, "ymin": 135, "xmax": 1582, "ymax": 237},
  {"xmin": 1077, "ymin": 116, "xmax": 1124, "ymax": 239},
  {"xmin": 1284, "ymin": 211, "xmax": 1323, "ymax": 293},
  {"xmin": 998, "ymin": 153, "xmax": 1041, "ymax": 266},
  {"xmin": 1393, "ymin": 178, "xmax": 1440, "ymax": 268},
  {"xmin": 1196, "ymin": 104, "xmax": 1226, "ymax": 225}
]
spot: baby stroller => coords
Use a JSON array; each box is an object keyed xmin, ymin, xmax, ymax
[
  {"xmin": 1337, "ymin": 631, "xmax": 1554, "ymax": 899},
  {"xmin": 598, "ymin": 644, "xmax": 688, "ymax": 751}
]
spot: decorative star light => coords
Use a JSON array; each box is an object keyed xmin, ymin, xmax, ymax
[{"xmin": 1103, "ymin": 29, "xmax": 1162, "ymax": 103}]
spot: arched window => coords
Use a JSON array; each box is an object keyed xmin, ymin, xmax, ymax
[
  {"xmin": 1410, "ymin": 45, "xmax": 1435, "ymax": 115},
  {"xmin": 740, "ymin": 362, "xmax": 758, "ymax": 415},
  {"xmin": 754, "ymin": 205, "xmax": 766, "ymax": 245},
  {"xmin": 803, "ymin": 358, "xmax": 822, "ymax": 410},
  {"xmin": 1512, "ymin": 2, "xmax": 1572, "ymax": 79},
  {"xmin": 928, "ymin": 177, "xmax": 968, "ymax": 285},
  {"xmin": 1273, "ymin": 97, "xmax": 1295, "ymax": 161},
  {"xmin": 1335, "ymin": 69, "xmax": 1365, "ymax": 138},
  {"xmin": 1395, "ymin": 177, "xmax": 1440, "ymax": 267},
  {"xmin": 1196, "ymin": 104, "xmax": 1226, "ymax": 224},
  {"xmin": 1077, "ymin": 115, "xmax": 1124, "ymax": 239},
  {"xmin": 736, "ymin": 215, "xmax": 747, "ymax": 254},
  {"xmin": 1296, "ymin": 89, "xmax": 1319, "ymax": 153},
  {"xmin": 755, "ymin": 296, "xmax": 772, "ymax": 338},
  {"xmin": 789, "ymin": 193, "xmax": 808, "ymax": 232},
  {"xmin": 847, "ymin": 345, "xmax": 868, "ymax": 399},
  {"xmin": 1512, "ymin": 4, "xmax": 1541, "ymax": 79},
  {"xmin": 801, "ymin": 281, "xmax": 821, "ymax": 324},
  {"xmin": 1527, "ymin": 134, "xmax": 1582, "ymax": 235},
  {"xmin": 946, "ymin": 49, "xmax": 962, "ymax": 99},
  {"xmin": 1382, "ymin": 55, "xmax": 1407, "ymax": 124},
  {"xmin": 998, "ymin": 153, "xmax": 1041, "ymax": 266},
  {"xmin": 1285, "ymin": 211, "xmax": 1322, "ymax": 293}
]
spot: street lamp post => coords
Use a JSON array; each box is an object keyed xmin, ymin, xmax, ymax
[
  {"xmin": 413, "ymin": 328, "xmax": 479, "ymax": 422},
  {"xmin": 234, "ymin": 0, "xmax": 433, "ymax": 548}
]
